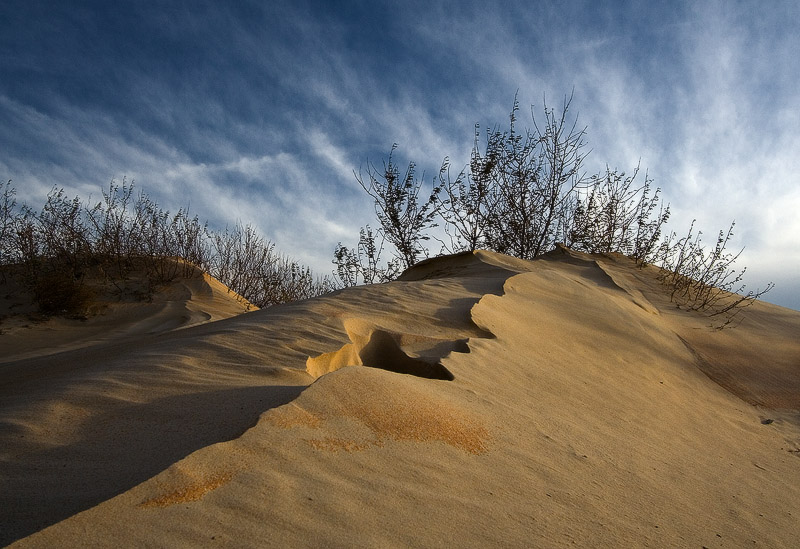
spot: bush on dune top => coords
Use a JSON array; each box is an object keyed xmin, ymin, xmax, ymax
[
  {"xmin": 0, "ymin": 93, "xmax": 773, "ymax": 327},
  {"xmin": 334, "ymin": 93, "xmax": 773, "ymax": 328}
]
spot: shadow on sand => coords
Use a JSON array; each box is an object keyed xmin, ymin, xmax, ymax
[{"xmin": 0, "ymin": 383, "xmax": 304, "ymax": 545}]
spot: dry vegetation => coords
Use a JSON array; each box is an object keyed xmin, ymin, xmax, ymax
[
  {"xmin": 335, "ymin": 93, "xmax": 773, "ymax": 326},
  {"xmin": 0, "ymin": 96, "xmax": 772, "ymax": 325},
  {"xmin": 0, "ymin": 179, "xmax": 333, "ymax": 316}
]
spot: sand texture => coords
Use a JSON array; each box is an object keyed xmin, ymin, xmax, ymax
[{"xmin": 1, "ymin": 249, "xmax": 799, "ymax": 547}]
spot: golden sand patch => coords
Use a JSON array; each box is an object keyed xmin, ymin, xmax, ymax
[
  {"xmin": 344, "ymin": 396, "xmax": 491, "ymax": 455},
  {"xmin": 263, "ymin": 404, "xmax": 322, "ymax": 429},
  {"xmin": 306, "ymin": 437, "xmax": 375, "ymax": 453},
  {"xmin": 303, "ymin": 371, "xmax": 491, "ymax": 455},
  {"xmin": 138, "ymin": 471, "xmax": 234, "ymax": 508}
]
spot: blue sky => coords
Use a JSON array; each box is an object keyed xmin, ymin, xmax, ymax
[{"xmin": 1, "ymin": 0, "xmax": 798, "ymax": 309}]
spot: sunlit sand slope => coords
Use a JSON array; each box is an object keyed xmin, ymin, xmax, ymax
[{"xmin": 3, "ymin": 249, "xmax": 799, "ymax": 547}]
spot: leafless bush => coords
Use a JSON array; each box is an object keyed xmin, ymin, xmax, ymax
[
  {"xmin": 206, "ymin": 221, "xmax": 334, "ymax": 307},
  {"xmin": 263, "ymin": 256, "xmax": 335, "ymax": 306},
  {"xmin": 0, "ymin": 186, "xmax": 96, "ymax": 314},
  {"xmin": 131, "ymin": 191, "xmax": 181, "ymax": 284},
  {"xmin": 479, "ymin": 93, "xmax": 589, "ymax": 258},
  {"xmin": 567, "ymin": 164, "xmax": 670, "ymax": 262},
  {"xmin": 437, "ymin": 128, "xmax": 501, "ymax": 252},
  {"xmin": 87, "ymin": 179, "xmax": 146, "ymax": 280},
  {"xmin": 0, "ymin": 180, "xmax": 331, "ymax": 315},
  {"xmin": 38, "ymin": 187, "xmax": 92, "ymax": 271},
  {"xmin": 355, "ymin": 144, "xmax": 441, "ymax": 270},
  {"xmin": 1, "ymin": 181, "xmax": 19, "ymax": 278},
  {"xmin": 333, "ymin": 225, "xmax": 400, "ymax": 288},
  {"xmin": 169, "ymin": 208, "xmax": 210, "ymax": 278},
  {"xmin": 389, "ymin": 93, "xmax": 589, "ymax": 262},
  {"xmin": 347, "ymin": 93, "xmax": 771, "ymax": 323},
  {"xmin": 656, "ymin": 221, "xmax": 773, "ymax": 327},
  {"xmin": 210, "ymin": 222, "xmax": 277, "ymax": 304},
  {"xmin": 10, "ymin": 205, "xmax": 39, "ymax": 272},
  {"xmin": 31, "ymin": 270, "xmax": 96, "ymax": 315}
]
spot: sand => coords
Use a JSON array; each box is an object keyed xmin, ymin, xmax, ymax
[{"xmin": 1, "ymin": 248, "xmax": 798, "ymax": 547}]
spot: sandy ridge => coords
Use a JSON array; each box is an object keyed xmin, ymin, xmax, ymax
[{"xmin": 3, "ymin": 249, "xmax": 799, "ymax": 547}]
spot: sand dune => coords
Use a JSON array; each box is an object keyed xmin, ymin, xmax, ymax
[
  {"xmin": 0, "ymin": 265, "xmax": 253, "ymax": 364},
  {"xmin": 1, "ymin": 249, "xmax": 798, "ymax": 547}
]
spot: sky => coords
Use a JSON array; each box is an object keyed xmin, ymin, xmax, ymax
[{"xmin": 1, "ymin": 0, "xmax": 798, "ymax": 309}]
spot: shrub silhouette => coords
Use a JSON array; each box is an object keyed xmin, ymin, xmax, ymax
[
  {"xmin": 0, "ymin": 180, "xmax": 333, "ymax": 315},
  {"xmin": 333, "ymin": 225, "xmax": 400, "ymax": 288},
  {"xmin": 1, "ymin": 181, "xmax": 17, "ymax": 274},
  {"xmin": 655, "ymin": 221, "xmax": 773, "ymax": 327},
  {"xmin": 340, "ymin": 93, "xmax": 772, "ymax": 325},
  {"xmin": 32, "ymin": 270, "xmax": 96, "ymax": 316},
  {"xmin": 566, "ymin": 164, "xmax": 671, "ymax": 263},
  {"xmin": 354, "ymin": 144, "xmax": 441, "ymax": 271}
]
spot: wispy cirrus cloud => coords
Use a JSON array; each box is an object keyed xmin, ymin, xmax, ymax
[{"xmin": 1, "ymin": 0, "xmax": 798, "ymax": 306}]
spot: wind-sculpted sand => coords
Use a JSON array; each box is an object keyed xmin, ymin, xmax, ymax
[{"xmin": 1, "ymin": 249, "xmax": 798, "ymax": 547}]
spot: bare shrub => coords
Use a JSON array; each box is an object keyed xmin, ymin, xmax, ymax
[
  {"xmin": 355, "ymin": 144, "xmax": 441, "ymax": 270},
  {"xmin": 567, "ymin": 164, "xmax": 670, "ymax": 262},
  {"xmin": 387, "ymin": 93, "xmax": 589, "ymax": 261},
  {"xmin": 264, "ymin": 256, "xmax": 334, "ymax": 306},
  {"xmin": 484, "ymin": 93, "xmax": 589, "ymax": 259},
  {"xmin": 655, "ymin": 221, "xmax": 773, "ymax": 327},
  {"xmin": 10, "ymin": 205, "xmax": 40, "ymax": 274},
  {"xmin": 169, "ymin": 208, "xmax": 210, "ymax": 278},
  {"xmin": 207, "ymin": 222, "xmax": 333, "ymax": 308},
  {"xmin": 333, "ymin": 225, "xmax": 400, "ymax": 288},
  {"xmin": 87, "ymin": 179, "xmax": 143, "ymax": 280},
  {"xmin": 437, "ymin": 129, "xmax": 501, "ymax": 252},
  {"xmin": 128, "ymin": 192, "xmax": 209, "ymax": 287},
  {"xmin": 209, "ymin": 222, "xmax": 277, "ymax": 305},
  {"xmin": 0, "ymin": 180, "xmax": 331, "ymax": 315},
  {"xmin": 32, "ymin": 270, "xmax": 96, "ymax": 315},
  {"xmin": 0, "ymin": 184, "xmax": 99, "ymax": 314},
  {"xmin": 131, "ymin": 191, "xmax": 179, "ymax": 285},
  {"xmin": 1, "ymin": 181, "xmax": 17, "ymax": 263},
  {"xmin": 346, "ymin": 92, "xmax": 770, "ymax": 323},
  {"xmin": 38, "ymin": 187, "xmax": 92, "ymax": 272}
]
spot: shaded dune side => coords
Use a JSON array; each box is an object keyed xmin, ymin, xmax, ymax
[
  {"xmin": 677, "ymin": 310, "xmax": 800, "ymax": 410},
  {"xmin": 0, "ymin": 250, "xmax": 526, "ymax": 546},
  {"xmin": 540, "ymin": 244, "xmax": 659, "ymax": 314},
  {"xmin": 0, "ymin": 265, "xmax": 254, "ymax": 364},
  {"xmin": 541, "ymin": 246, "xmax": 800, "ymax": 413}
]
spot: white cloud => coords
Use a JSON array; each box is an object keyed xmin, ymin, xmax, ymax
[{"xmin": 307, "ymin": 129, "xmax": 358, "ymax": 188}]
